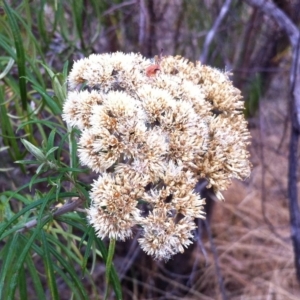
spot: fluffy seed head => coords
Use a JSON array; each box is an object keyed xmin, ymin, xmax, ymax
[{"xmin": 63, "ymin": 52, "xmax": 251, "ymax": 260}]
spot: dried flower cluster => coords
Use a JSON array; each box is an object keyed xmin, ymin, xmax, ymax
[{"xmin": 63, "ymin": 52, "xmax": 251, "ymax": 260}]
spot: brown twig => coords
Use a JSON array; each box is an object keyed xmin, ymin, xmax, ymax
[
  {"xmin": 146, "ymin": 0, "xmax": 156, "ymax": 57},
  {"xmin": 200, "ymin": 0, "xmax": 233, "ymax": 64},
  {"xmin": 16, "ymin": 197, "xmax": 84, "ymax": 233},
  {"xmin": 244, "ymin": 0, "xmax": 300, "ymax": 281},
  {"xmin": 288, "ymin": 35, "xmax": 300, "ymax": 281},
  {"xmin": 243, "ymin": 0, "xmax": 300, "ymax": 125},
  {"xmin": 204, "ymin": 219, "xmax": 228, "ymax": 300},
  {"xmin": 138, "ymin": 0, "xmax": 147, "ymax": 52},
  {"xmin": 258, "ymin": 103, "xmax": 289, "ymax": 241},
  {"xmin": 102, "ymin": 0, "xmax": 136, "ymax": 16}
]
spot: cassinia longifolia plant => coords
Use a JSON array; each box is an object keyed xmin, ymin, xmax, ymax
[{"xmin": 62, "ymin": 52, "xmax": 251, "ymax": 260}]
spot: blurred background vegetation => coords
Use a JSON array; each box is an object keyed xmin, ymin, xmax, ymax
[{"xmin": 0, "ymin": 0, "xmax": 300, "ymax": 299}]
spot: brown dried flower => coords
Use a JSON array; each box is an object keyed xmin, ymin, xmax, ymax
[{"xmin": 62, "ymin": 52, "xmax": 251, "ymax": 260}]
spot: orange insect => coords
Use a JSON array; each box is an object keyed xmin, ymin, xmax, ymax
[{"xmin": 146, "ymin": 49, "xmax": 163, "ymax": 77}]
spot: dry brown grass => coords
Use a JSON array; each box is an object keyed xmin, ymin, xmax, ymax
[{"xmin": 203, "ymin": 179, "xmax": 298, "ymax": 299}]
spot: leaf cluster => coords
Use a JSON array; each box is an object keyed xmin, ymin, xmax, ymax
[{"xmin": 0, "ymin": 1, "xmax": 123, "ymax": 299}]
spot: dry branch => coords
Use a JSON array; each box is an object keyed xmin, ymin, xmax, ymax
[
  {"xmin": 16, "ymin": 198, "xmax": 84, "ymax": 233},
  {"xmin": 200, "ymin": 0, "xmax": 233, "ymax": 64},
  {"xmin": 244, "ymin": 0, "xmax": 300, "ymax": 281}
]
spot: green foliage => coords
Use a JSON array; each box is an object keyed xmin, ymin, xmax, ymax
[
  {"xmin": 0, "ymin": 125, "xmax": 122, "ymax": 299},
  {"xmin": 3, "ymin": 1, "xmax": 27, "ymax": 110},
  {"xmin": 0, "ymin": 1, "xmax": 122, "ymax": 299}
]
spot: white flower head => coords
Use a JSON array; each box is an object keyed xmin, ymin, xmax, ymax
[{"xmin": 63, "ymin": 52, "xmax": 251, "ymax": 260}]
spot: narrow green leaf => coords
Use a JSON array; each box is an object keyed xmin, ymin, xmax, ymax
[
  {"xmin": 47, "ymin": 241, "xmax": 89, "ymax": 300},
  {"xmin": 17, "ymin": 119, "xmax": 67, "ymax": 133},
  {"xmin": 18, "ymin": 262, "xmax": 28, "ymax": 300},
  {"xmin": 55, "ymin": 1, "xmax": 71, "ymax": 42},
  {"xmin": 0, "ymin": 234, "xmax": 18, "ymax": 297},
  {"xmin": 21, "ymin": 139, "xmax": 46, "ymax": 161},
  {"xmin": 71, "ymin": 0, "xmax": 84, "ymax": 46},
  {"xmin": 63, "ymin": 61, "xmax": 69, "ymax": 78},
  {"xmin": 0, "ymin": 191, "xmax": 31, "ymax": 205},
  {"xmin": 70, "ymin": 128, "xmax": 78, "ymax": 169},
  {"xmin": 29, "ymin": 172, "xmax": 40, "ymax": 192},
  {"xmin": 104, "ymin": 238, "xmax": 116, "ymax": 300},
  {"xmin": 54, "ymin": 174, "xmax": 63, "ymax": 201},
  {"xmin": 56, "ymin": 131, "xmax": 72, "ymax": 167},
  {"xmin": 58, "ymin": 167, "xmax": 89, "ymax": 173},
  {"xmin": 81, "ymin": 227, "xmax": 94, "ymax": 271},
  {"xmin": 7, "ymin": 220, "xmax": 50, "ymax": 299},
  {"xmin": 21, "ymin": 73, "xmax": 43, "ymax": 91},
  {"xmin": 74, "ymin": 183, "xmax": 90, "ymax": 204},
  {"xmin": 46, "ymin": 233, "xmax": 82, "ymax": 266},
  {"xmin": 0, "ymin": 33, "xmax": 17, "ymax": 58},
  {"xmin": 25, "ymin": 63, "xmax": 45, "ymax": 89},
  {"xmin": 25, "ymin": 255, "xmax": 46, "ymax": 300},
  {"xmin": 22, "ymin": 234, "xmax": 86, "ymax": 300},
  {"xmin": 37, "ymin": 187, "xmax": 56, "ymax": 229},
  {"xmin": 46, "ymin": 129, "xmax": 57, "ymax": 152},
  {"xmin": 46, "ymin": 147, "xmax": 59, "ymax": 158},
  {"xmin": 0, "ymin": 87, "xmax": 23, "ymax": 162},
  {"xmin": 42, "ymin": 63, "xmax": 66, "ymax": 107},
  {"xmin": 32, "ymin": 84, "xmax": 61, "ymax": 114},
  {"xmin": 3, "ymin": 1, "xmax": 27, "ymax": 110},
  {"xmin": 37, "ymin": 0, "xmax": 50, "ymax": 49},
  {"xmin": 41, "ymin": 231, "xmax": 59, "ymax": 300},
  {"xmin": 12, "ymin": 5, "xmax": 45, "ymax": 61},
  {"xmin": 52, "ymin": 264, "xmax": 83, "ymax": 300},
  {"xmin": 0, "ymin": 194, "xmax": 12, "ymax": 223},
  {"xmin": 79, "ymin": 225, "xmax": 93, "ymax": 249},
  {"xmin": 56, "ymin": 215, "xmax": 86, "ymax": 232},
  {"xmin": 0, "ymin": 57, "xmax": 14, "ymax": 79},
  {"xmin": 94, "ymin": 237, "xmax": 122, "ymax": 300},
  {"xmin": 36, "ymin": 162, "xmax": 46, "ymax": 174}
]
